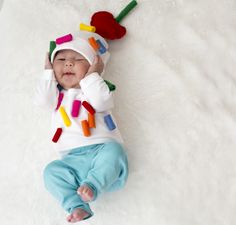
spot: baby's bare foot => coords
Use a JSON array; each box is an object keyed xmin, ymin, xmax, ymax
[
  {"xmin": 67, "ymin": 208, "xmax": 89, "ymax": 223},
  {"xmin": 77, "ymin": 185, "xmax": 94, "ymax": 202}
]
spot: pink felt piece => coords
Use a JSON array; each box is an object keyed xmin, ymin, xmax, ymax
[
  {"xmin": 56, "ymin": 34, "xmax": 73, "ymax": 45},
  {"xmin": 71, "ymin": 100, "xmax": 81, "ymax": 117}
]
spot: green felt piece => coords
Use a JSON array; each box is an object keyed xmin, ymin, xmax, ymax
[
  {"xmin": 49, "ymin": 41, "xmax": 56, "ymax": 60},
  {"xmin": 104, "ymin": 80, "xmax": 116, "ymax": 91},
  {"xmin": 115, "ymin": 0, "xmax": 138, "ymax": 23}
]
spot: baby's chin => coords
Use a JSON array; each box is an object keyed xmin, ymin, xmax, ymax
[{"xmin": 59, "ymin": 80, "xmax": 81, "ymax": 90}]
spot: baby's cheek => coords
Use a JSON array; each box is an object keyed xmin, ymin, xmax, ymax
[
  {"xmin": 81, "ymin": 65, "xmax": 90, "ymax": 74},
  {"xmin": 54, "ymin": 72, "xmax": 61, "ymax": 81}
]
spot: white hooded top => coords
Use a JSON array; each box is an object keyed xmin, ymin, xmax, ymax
[{"xmin": 34, "ymin": 70, "xmax": 123, "ymax": 156}]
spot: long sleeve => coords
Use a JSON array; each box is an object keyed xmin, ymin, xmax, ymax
[
  {"xmin": 34, "ymin": 69, "xmax": 59, "ymax": 110},
  {"xmin": 80, "ymin": 72, "xmax": 114, "ymax": 112}
]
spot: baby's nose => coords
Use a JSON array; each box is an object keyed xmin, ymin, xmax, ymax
[{"xmin": 65, "ymin": 60, "xmax": 73, "ymax": 67}]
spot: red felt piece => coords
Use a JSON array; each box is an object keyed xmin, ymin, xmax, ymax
[
  {"xmin": 82, "ymin": 101, "xmax": 96, "ymax": 115},
  {"xmin": 52, "ymin": 128, "xmax": 63, "ymax": 143},
  {"xmin": 90, "ymin": 11, "xmax": 126, "ymax": 40}
]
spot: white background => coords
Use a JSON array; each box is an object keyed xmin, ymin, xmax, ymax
[{"xmin": 0, "ymin": 0, "xmax": 236, "ymax": 224}]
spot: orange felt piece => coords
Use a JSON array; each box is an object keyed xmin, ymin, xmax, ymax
[
  {"xmin": 88, "ymin": 113, "xmax": 96, "ymax": 128},
  {"xmin": 88, "ymin": 37, "xmax": 99, "ymax": 51},
  {"xmin": 81, "ymin": 120, "xmax": 91, "ymax": 137}
]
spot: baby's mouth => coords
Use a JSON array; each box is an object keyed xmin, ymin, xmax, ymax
[{"xmin": 63, "ymin": 72, "xmax": 75, "ymax": 76}]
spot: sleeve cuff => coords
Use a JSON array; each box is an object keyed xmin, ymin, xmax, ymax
[
  {"xmin": 41, "ymin": 69, "xmax": 57, "ymax": 80},
  {"xmin": 80, "ymin": 72, "xmax": 102, "ymax": 89}
]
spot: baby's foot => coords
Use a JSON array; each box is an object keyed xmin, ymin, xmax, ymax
[
  {"xmin": 67, "ymin": 208, "xmax": 89, "ymax": 223},
  {"xmin": 77, "ymin": 185, "xmax": 94, "ymax": 202}
]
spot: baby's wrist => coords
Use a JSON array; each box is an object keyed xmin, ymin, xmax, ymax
[{"xmin": 85, "ymin": 70, "xmax": 100, "ymax": 77}]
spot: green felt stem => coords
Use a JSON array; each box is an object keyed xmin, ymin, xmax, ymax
[
  {"xmin": 115, "ymin": 0, "xmax": 138, "ymax": 23},
  {"xmin": 104, "ymin": 80, "xmax": 116, "ymax": 91}
]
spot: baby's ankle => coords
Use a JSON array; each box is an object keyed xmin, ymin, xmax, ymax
[{"xmin": 77, "ymin": 185, "xmax": 94, "ymax": 202}]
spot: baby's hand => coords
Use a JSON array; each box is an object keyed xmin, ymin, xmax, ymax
[
  {"xmin": 44, "ymin": 52, "xmax": 53, "ymax": 70},
  {"xmin": 86, "ymin": 55, "xmax": 104, "ymax": 76}
]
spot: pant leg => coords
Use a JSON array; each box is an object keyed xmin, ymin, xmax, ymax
[
  {"xmin": 82, "ymin": 141, "xmax": 129, "ymax": 200},
  {"xmin": 43, "ymin": 159, "xmax": 93, "ymax": 218}
]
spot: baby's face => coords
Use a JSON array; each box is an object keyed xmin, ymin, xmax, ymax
[{"xmin": 53, "ymin": 49, "xmax": 90, "ymax": 89}]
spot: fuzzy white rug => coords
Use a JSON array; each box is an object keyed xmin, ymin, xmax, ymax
[{"xmin": 0, "ymin": 0, "xmax": 236, "ymax": 224}]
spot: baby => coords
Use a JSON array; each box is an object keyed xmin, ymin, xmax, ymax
[{"xmin": 34, "ymin": 31, "xmax": 128, "ymax": 223}]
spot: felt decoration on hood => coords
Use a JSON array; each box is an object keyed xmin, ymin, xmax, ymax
[
  {"xmin": 90, "ymin": 0, "xmax": 137, "ymax": 40},
  {"xmin": 49, "ymin": 1, "xmax": 138, "ymax": 93}
]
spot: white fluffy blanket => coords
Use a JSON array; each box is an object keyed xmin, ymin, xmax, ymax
[{"xmin": 0, "ymin": 0, "xmax": 235, "ymax": 224}]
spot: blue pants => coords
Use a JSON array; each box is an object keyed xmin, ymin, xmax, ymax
[{"xmin": 43, "ymin": 141, "xmax": 128, "ymax": 219}]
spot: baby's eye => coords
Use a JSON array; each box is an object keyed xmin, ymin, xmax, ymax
[{"xmin": 57, "ymin": 58, "xmax": 65, "ymax": 61}]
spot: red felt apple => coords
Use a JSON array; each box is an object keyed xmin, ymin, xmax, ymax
[{"xmin": 90, "ymin": 11, "xmax": 126, "ymax": 40}]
